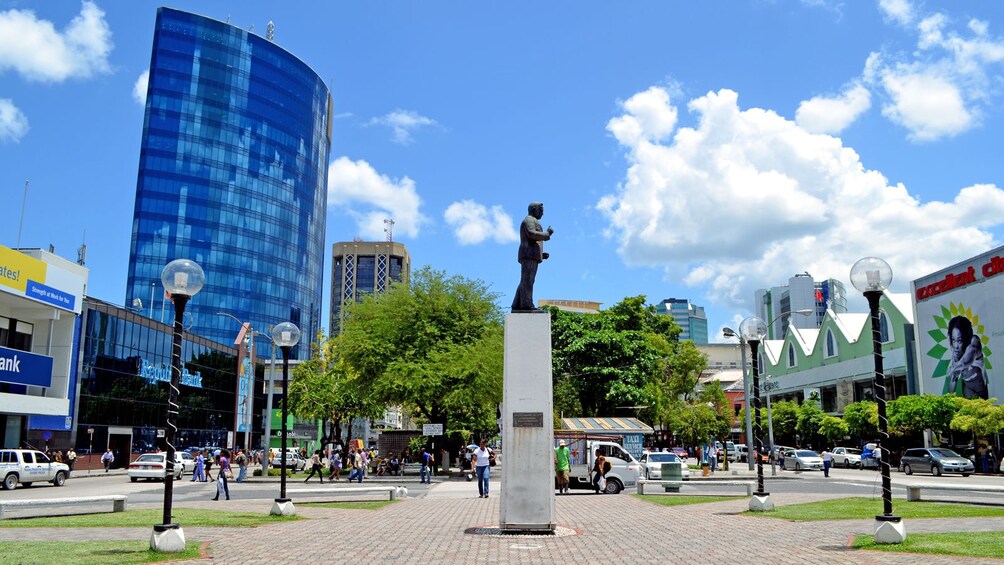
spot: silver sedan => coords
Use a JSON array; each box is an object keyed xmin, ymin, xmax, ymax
[{"xmin": 782, "ymin": 449, "xmax": 824, "ymax": 471}]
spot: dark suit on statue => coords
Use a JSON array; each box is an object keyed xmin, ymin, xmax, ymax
[{"xmin": 512, "ymin": 204, "xmax": 552, "ymax": 312}]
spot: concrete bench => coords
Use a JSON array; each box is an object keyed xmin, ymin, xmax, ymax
[
  {"xmin": 905, "ymin": 483, "xmax": 1004, "ymax": 502},
  {"xmin": 637, "ymin": 479, "xmax": 755, "ymax": 496},
  {"xmin": 0, "ymin": 495, "xmax": 127, "ymax": 519},
  {"xmin": 285, "ymin": 486, "xmax": 399, "ymax": 501},
  {"xmin": 401, "ymin": 463, "xmax": 422, "ymax": 476}
]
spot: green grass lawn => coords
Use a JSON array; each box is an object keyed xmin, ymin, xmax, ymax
[
  {"xmin": 0, "ymin": 540, "xmax": 203, "ymax": 564},
  {"xmin": 750, "ymin": 497, "xmax": 1004, "ymax": 521},
  {"xmin": 634, "ymin": 494, "xmax": 745, "ymax": 506},
  {"xmin": 854, "ymin": 531, "xmax": 1004, "ymax": 559},
  {"xmin": 298, "ymin": 500, "xmax": 397, "ymax": 510},
  {"xmin": 0, "ymin": 508, "xmax": 300, "ymax": 528}
]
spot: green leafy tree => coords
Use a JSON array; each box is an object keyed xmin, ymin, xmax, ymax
[
  {"xmin": 796, "ymin": 400, "xmax": 826, "ymax": 448},
  {"xmin": 842, "ymin": 401, "xmax": 878, "ymax": 440},
  {"xmin": 287, "ymin": 334, "xmax": 382, "ymax": 455},
  {"xmin": 888, "ymin": 394, "xmax": 961, "ymax": 439},
  {"xmin": 338, "ymin": 267, "xmax": 504, "ymax": 454},
  {"xmin": 550, "ymin": 296, "xmax": 679, "ymax": 417},
  {"xmin": 950, "ymin": 397, "xmax": 1004, "ymax": 442},
  {"xmin": 769, "ymin": 400, "xmax": 799, "ymax": 446},
  {"xmin": 669, "ymin": 402, "xmax": 721, "ymax": 454},
  {"xmin": 818, "ymin": 416, "xmax": 849, "ymax": 445}
]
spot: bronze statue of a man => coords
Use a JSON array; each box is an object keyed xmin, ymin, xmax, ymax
[{"xmin": 511, "ymin": 202, "xmax": 554, "ymax": 313}]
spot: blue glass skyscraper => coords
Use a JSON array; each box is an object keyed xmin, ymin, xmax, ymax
[{"xmin": 126, "ymin": 8, "xmax": 332, "ymax": 359}]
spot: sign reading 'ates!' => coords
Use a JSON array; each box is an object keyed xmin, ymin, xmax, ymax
[{"xmin": 512, "ymin": 412, "xmax": 543, "ymax": 427}]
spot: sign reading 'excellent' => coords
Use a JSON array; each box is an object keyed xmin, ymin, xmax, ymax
[{"xmin": 0, "ymin": 345, "xmax": 53, "ymax": 388}]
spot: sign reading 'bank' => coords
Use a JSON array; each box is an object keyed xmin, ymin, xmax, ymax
[{"xmin": 0, "ymin": 345, "xmax": 54, "ymax": 388}]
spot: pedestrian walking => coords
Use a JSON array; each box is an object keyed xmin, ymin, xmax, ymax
[
  {"xmin": 66, "ymin": 448, "xmax": 76, "ymax": 474},
  {"xmin": 304, "ymin": 450, "xmax": 324, "ymax": 483},
  {"xmin": 213, "ymin": 449, "xmax": 231, "ymax": 500},
  {"xmin": 235, "ymin": 449, "xmax": 248, "ymax": 483},
  {"xmin": 591, "ymin": 448, "xmax": 608, "ymax": 494},
  {"xmin": 192, "ymin": 451, "xmax": 206, "ymax": 482},
  {"xmin": 101, "ymin": 449, "xmax": 114, "ymax": 472},
  {"xmin": 471, "ymin": 439, "xmax": 494, "ymax": 498},
  {"xmin": 348, "ymin": 448, "xmax": 364, "ymax": 483},
  {"xmin": 822, "ymin": 448, "xmax": 833, "ymax": 477},
  {"xmin": 419, "ymin": 448, "xmax": 432, "ymax": 484},
  {"xmin": 555, "ymin": 440, "xmax": 571, "ymax": 494},
  {"xmin": 327, "ymin": 449, "xmax": 342, "ymax": 481},
  {"xmin": 205, "ymin": 450, "xmax": 215, "ymax": 481},
  {"xmin": 778, "ymin": 448, "xmax": 786, "ymax": 471}
]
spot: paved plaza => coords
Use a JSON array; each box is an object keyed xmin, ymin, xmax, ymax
[{"xmin": 3, "ymin": 468, "xmax": 1004, "ymax": 564}]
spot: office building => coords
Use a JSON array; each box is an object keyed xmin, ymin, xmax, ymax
[
  {"xmin": 755, "ymin": 274, "xmax": 847, "ymax": 339},
  {"xmin": 125, "ymin": 8, "xmax": 333, "ymax": 360},
  {"xmin": 330, "ymin": 241, "xmax": 410, "ymax": 335},
  {"xmin": 0, "ymin": 246, "xmax": 87, "ymax": 449},
  {"xmin": 655, "ymin": 298, "xmax": 708, "ymax": 344}
]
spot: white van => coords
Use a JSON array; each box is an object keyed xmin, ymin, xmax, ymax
[{"xmin": 555, "ymin": 437, "xmax": 641, "ymax": 494}]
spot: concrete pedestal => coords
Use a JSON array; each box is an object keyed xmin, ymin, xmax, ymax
[
  {"xmin": 150, "ymin": 524, "xmax": 186, "ymax": 553},
  {"xmin": 270, "ymin": 499, "xmax": 296, "ymax": 516},
  {"xmin": 500, "ymin": 313, "xmax": 555, "ymax": 533},
  {"xmin": 748, "ymin": 494, "xmax": 774, "ymax": 512},
  {"xmin": 874, "ymin": 517, "xmax": 906, "ymax": 544}
]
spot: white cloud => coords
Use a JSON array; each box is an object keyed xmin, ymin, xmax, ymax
[
  {"xmin": 607, "ymin": 87, "xmax": 678, "ymax": 146},
  {"xmin": 132, "ymin": 69, "xmax": 149, "ymax": 105},
  {"xmin": 859, "ymin": 6, "xmax": 1004, "ymax": 141},
  {"xmin": 443, "ymin": 200, "xmax": 518, "ymax": 245},
  {"xmin": 598, "ymin": 86, "xmax": 1004, "ymax": 310},
  {"xmin": 0, "ymin": 1, "xmax": 112, "ymax": 82},
  {"xmin": 366, "ymin": 109, "xmax": 437, "ymax": 145},
  {"xmin": 878, "ymin": 0, "xmax": 913, "ymax": 26},
  {"xmin": 0, "ymin": 98, "xmax": 28, "ymax": 142},
  {"xmin": 795, "ymin": 84, "xmax": 871, "ymax": 134},
  {"xmin": 327, "ymin": 156, "xmax": 426, "ymax": 239},
  {"xmin": 879, "ymin": 70, "xmax": 972, "ymax": 141}
]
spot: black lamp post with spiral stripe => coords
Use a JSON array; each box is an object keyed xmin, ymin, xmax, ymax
[
  {"xmin": 850, "ymin": 256, "xmax": 905, "ymax": 544},
  {"xmin": 152, "ymin": 259, "xmax": 204, "ymax": 552}
]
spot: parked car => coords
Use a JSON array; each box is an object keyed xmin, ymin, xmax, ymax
[
  {"xmin": 782, "ymin": 449, "xmax": 824, "ymax": 471},
  {"xmin": 0, "ymin": 449, "xmax": 70, "ymax": 490},
  {"xmin": 900, "ymin": 447, "xmax": 974, "ymax": 477},
  {"xmin": 176, "ymin": 451, "xmax": 196, "ymax": 474},
  {"xmin": 128, "ymin": 453, "xmax": 184, "ymax": 482},
  {"xmin": 735, "ymin": 444, "xmax": 748, "ymax": 462},
  {"xmin": 270, "ymin": 452, "xmax": 306, "ymax": 471},
  {"xmin": 671, "ymin": 447, "xmax": 689, "ymax": 460},
  {"xmin": 725, "ymin": 441, "xmax": 739, "ymax": 462},
  {"xmin": 831, "ymin": 447, "xmax": 862, "ymax": 469},
  {"xmin": 638, "ymin": 451, "xmax": 691, "ymax": 480}
]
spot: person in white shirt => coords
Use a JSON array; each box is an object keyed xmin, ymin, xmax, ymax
[
  {"xmin": 822, "ymin": 448, "xmax": 833, "ymax": 477},
  {"xmin": 471, "ymin": 439, "xmax": 494, "ymax": 498}
]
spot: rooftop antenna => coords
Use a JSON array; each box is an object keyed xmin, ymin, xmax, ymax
[
  {"xmin": 248, "ymin": 24, "xmax": 255, "ymax": 33},
  {"xmin": 77, "ymin": 230, "xmax": 87, "ymax": 266},
  {"xmin": 384, "ymin": 218, "xmax": 395, "ymax": 242},
  {"xmin": 16, "ymin": 180, "xmax": 28, "ymax": 249},
  {"xmin": 266, "ymin": 21, "xmax": 275, "ymax": 41}
]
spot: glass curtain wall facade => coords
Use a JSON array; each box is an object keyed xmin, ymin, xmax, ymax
[
  {"xmin": 126, "ymin": 8, "xmax": 333, "ymax": 359},
  {"xmin": 74, "ymin": 298, "xmax": 261, "ymax": 460}
]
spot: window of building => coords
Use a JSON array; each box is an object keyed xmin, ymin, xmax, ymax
[
  {"xmin": 879, "ymin": 311, "xmax": 892, "ymax": 343},
  {"xmin": 825, "ymin": 329, "xmax": 837, "ymax": 358},
  {"xmin": 787, "ymin": 343, "xmax": 797, "ymax": 368}
]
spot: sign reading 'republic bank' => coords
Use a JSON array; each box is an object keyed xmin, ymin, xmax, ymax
[
  {"xmin": 139, "ymin": 359, "xmax": 203, "ymax": 388},
  {"xmin": 0, "ymin": 345, "xmax": 54, "ymax": 388}
]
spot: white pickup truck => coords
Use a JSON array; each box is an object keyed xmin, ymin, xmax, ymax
[
  {"xmin": 554, "ymin": 435, "xmax": 641, "ymax": 494},
  {"xmin": 0, "ymin": 449, "xmax": 70, "ymax": 490}
]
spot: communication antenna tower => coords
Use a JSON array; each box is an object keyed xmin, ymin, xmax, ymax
[
  {"xmin": 384, "ymin": 218, "xmax": 395, "ymax": 242},
  {"xmin": 267, "ymin": 21, "xmax": 275, "ymax": 41},
  {"xmin": 77, "ymin": 231, "xmax": 87, "ymax": 266}
]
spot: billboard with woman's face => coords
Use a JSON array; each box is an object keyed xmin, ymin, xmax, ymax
[{"xmin": 912, "ymin": 247, "xmax": 1004, "ymax": 400}]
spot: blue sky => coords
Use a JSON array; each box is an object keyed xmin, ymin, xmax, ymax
[{"xmin": 3, "ymin": 1, "xmax": 1004, "ymax": 341}]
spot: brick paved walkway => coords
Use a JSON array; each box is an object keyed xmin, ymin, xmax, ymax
[{"xmin": 3, "ymin": 479, "xmax": 1004, "ymax": 563}]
